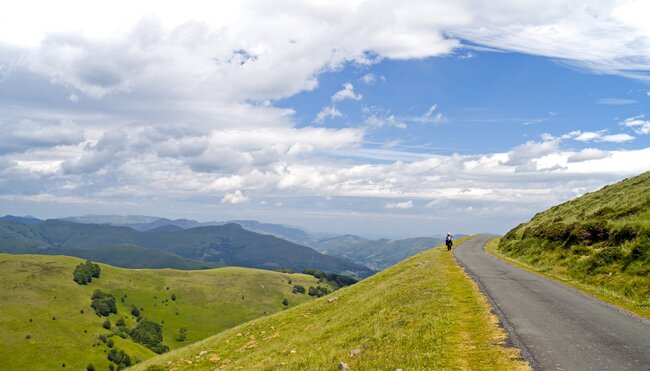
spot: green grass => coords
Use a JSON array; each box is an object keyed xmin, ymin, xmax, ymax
[
  {"xmin": 134, "ymin": 237, "xmax": 529, "ymax": 370},
  {"xmin": 0, "ymin": 254, "xmax": 328, "ymax": 370},
  {"xmin": 498, "ymin": 171, "xmax": 650, "ymax": 318}
]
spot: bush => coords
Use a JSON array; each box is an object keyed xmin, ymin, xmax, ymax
[
  {"xmin": 176, "ymin": 327, "xmax": 187, "ymax": 342},
  {"xmin": 107, "ymin": 338, "xmax": 114, "ymax": 348},
  {"xmin": 107, "ymin": 348, "xmax": 132, "ymax": 369},
  {"xmin": 130, "ymin": 305, "xmax": 140, "ymax": 317},
  {"xmin": 308, "ymin": 286, "xmax": 331, "ymax": 297},
  {"xmin": 86, "ymin": 364, "xmax": 95, "ymax": 371},
  {"xmin": 116, "ymin": 318, "xmax": 126, "ymax": 327},
  {"xmin": 171, "ymin": 293, "xmax": 176, "ymax": 301},
  {"xmin": 282, "ymin": 298, "xmax": 288, "ymax": 306},
  {"xmin": 129, "ymin": 318, "xmax": 168, "ymax": 354},
  {"xmin": 73, "ymin": 260, "xmax": 101, "ymax": 285},
  {"xmin": 102, "ymin": 319, "xmax": 111, "ymax": 330},
  {"xmin": 91, "ymin": 290, "xmax": 117, "ymax": 317},
  {"xmin": 292, "ymin": 285, "xmax": 306, "ymax": 294}
]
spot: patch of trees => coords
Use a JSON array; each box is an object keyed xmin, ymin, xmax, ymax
[
  {"xmin": 308, "ymin": 286, "xmax": 331, "ymax": 297},
  {"xmin": 292, "ymin": 285, "xmax": 306, "ymax": 294},
  {"xmin": 91, "ymin": 290, "xmax": 117, "ymax": 316},
  {"xmin": 302, "ymin": 269, "xmax": 358, "ymax": 288},
  {"xmin": 107, "ymin": 348, "xmax": 132, "ymax": 370},
  {"xmin": 129, "ymin": 318, "xmax": 169, "ymax": 354},
  {"xmin": 73, "ymin": 260, "xmax": 101, "ymax": 285}
]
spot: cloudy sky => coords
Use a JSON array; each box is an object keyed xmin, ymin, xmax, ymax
[{"xmin": 1, "ymin": 0, "xmax": 649, "ymax": 238}]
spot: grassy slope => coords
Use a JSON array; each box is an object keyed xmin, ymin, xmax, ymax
[
  {"xmin": 135, "ymin": 238, "xmax": 528, "ymax": 371},
  {"xmin": 498, "ymin": 171, "xmax": 650, "ymax": 317},
  {"xmin": 0, "ymin": 254, "xmax": 327, "ymax": 371}
]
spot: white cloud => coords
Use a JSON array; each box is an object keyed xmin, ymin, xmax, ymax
[
  {"xmin": 315, "ymin": 106, "xmax": 343, "ymax": 123},
  {"xmin": 622, "ymin": 115, "xmax": 650, "ymax": 135},
  {"xmin": 0, "ymin": 119, "xmax": 85, "ymax": 155},
  {"xmin": 361, "ymin": 73, "xmax": 376, "ymax": 84},
  {"xmin": 331, "ymin": 83, "xmax": 362, "ymax": 102},
  {"xmin": 385, "ymin": 200, "xmax": 414, "ymax": 209},
  {"xmin": 596, "ymin": 98, "xmax": 638, "ymax": 105},
  {"xmin": 567, "ymin": 148, "xmax": 610, "ymax": 163},
  {"xmin": 563, "ymin": 130, "xmax": 635, "ymax": 143},
  {"xmin": 221, "ymin": 190, "xmax": 248, "ymax": 205}
]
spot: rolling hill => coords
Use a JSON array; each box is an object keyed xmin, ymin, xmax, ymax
[
  {"xmin": 0, "ymin": 219, "xmax": 373, "ymax": 277},
  {"xmin": 498, "ymin": 171, "xmax": 650, "ymax": 315},
  {"xmin": 134, "ymin": 238, "xmax": 528, "ymax": 370},
  {"xmin": 0, "ymin": 254, "xmax": 332, "ymax": 370}
]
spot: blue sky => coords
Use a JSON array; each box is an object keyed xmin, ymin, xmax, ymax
[{"xmin": 0, "ymin": 1, "xmax": 649, "ymax": 238}]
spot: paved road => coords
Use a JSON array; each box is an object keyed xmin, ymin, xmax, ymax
[{"xmin": 454, "ymin": 234, "xmax": 650, "ymax": 371}]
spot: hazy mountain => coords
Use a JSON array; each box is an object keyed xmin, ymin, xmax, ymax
[
  {"xmin": 0, "ymin": 219, "xmax": 373, "ymax": 277},
  {"xmin": 313, "ymin": 235, "xmax": 442, "ymax": 270}
]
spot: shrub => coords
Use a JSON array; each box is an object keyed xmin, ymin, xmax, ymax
[
  {"xmin": 171, "ymin": 293, "xmax": 176, "ymax": 301},
  {"xmin": 102, "ymin": 319, "xmax": 111, "ymax": 330},
  {"xmin": 282, "ymin": 298, "xmax": 288, "ymax": 306},
  {"xmin": 116, "ymin": 318, "xmax": 126, "ymax": 327},
  {"xmin": 129, "ymin": 318, "xmax": 168, "ymax": 354},
  {"xmin": 107, "ymin": 338, "xmax": 114, "ymax": 348},
  {"xmin": 130, "ymin": 305, "xmax": 140, "ymax": 317},
  {"xmin": 176, "ymin": 327, "xmax": 187, "ymax": 342},
  {"xmin": 73, "ymin": 260, "xmax": 101, "ymax": 285},
  {"xmin": 91, "ymin": 290, "xmax": 117, "ymax": 317},
  {"xmin": 107, "ymin": 348, "xmax": 132, "ymax": 369},
  {"xmin": 308, "ymin": 286, "xmax": 331, "ymax": 297},
  {"xmin": 292, "ymin": 285, "xmax": 306, "ymax": 294},
  {"xmin": 86, "ymin": 364, "xmax": 95, "ymax": 371}
]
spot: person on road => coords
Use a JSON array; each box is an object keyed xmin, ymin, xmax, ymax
[{"xmin": 445, "ymin": 232, "xmax": 453, "ymax": 251}]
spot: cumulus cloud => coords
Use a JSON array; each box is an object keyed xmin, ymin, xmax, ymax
[
  {"xmin": 315, "ymin": 106, "xmax": 343, "ymax": 123},
  {"xmin": 622, "ymin": 115, "xmax": 650, "ymax": 135},
  {"xmin": 385, "ymin": 200, "xmax": 414, "ymax": 209},
  {"xmin": 221, "ymin": 190, "xmax": 248, "ymax": 204},
  {"xmin": 502, "ymin": 139, "xmax": 560, "ymax": 167},
  {"xmin": 331, "ymin": 82, "xmax": 362, "ymax": 102},
  {"xmin": 361, "ymin": 73, "xmax": 376, "ymax": 84},
  {"xmin": 0, "ymin": 119, "xmax": 85, "ymax": 154},
  {"xmin": 567, "ymin": 148, "xmax": 610, "ymax": 163}
]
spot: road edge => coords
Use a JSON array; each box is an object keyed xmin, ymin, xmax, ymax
[{"xmin": 453, "ymin": 235, "xmax": 540, "ymax": 371}]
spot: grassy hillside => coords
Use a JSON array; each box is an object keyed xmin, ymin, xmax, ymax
[
  {"xmin": 0, "ymin": 220, "xmax": 373, "ymax": 277},
  {"xmin": 314, "ymin": 235, "xmax": 441, "ymax": 270},
  {"xmin": 0, "ymin": 254, "xmax": 330, "ymax": 370},
  {"xmin": 135, "ymin": 238, "xmax": 528, "ymax": 370},
  {"xmin": 498, "ymin": 171, "xmax": 650, "ymax": 316}
]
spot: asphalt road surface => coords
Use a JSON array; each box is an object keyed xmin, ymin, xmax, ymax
[{"xmin": 454, "ymin": 234, "xmax": 650, "ymax": 371}]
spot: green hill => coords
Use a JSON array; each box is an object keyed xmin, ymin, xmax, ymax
[
  {"xmin": 134, "ymin": 239, "xmax": 528, "ymax": 370},
  {"xmin": 313, "ymin": 235, "xmax": 442, "ymax": 270},
  {"xmin": 0, "ymin": 220, "xmax": 373, "ymax": 277},
  {"xmin": 0, "ymin": 254, "xmax": 332, "ymax": 370},
  {"xmin": 498, "ymin": 171, "xmax": 650, "ymax": 316}
]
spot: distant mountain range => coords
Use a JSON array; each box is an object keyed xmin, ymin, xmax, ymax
[
  {"xmin": 0, "ymin": 218, "xmax": 372, "ymax": 278},
  {"xmin": 311, "ymin": 235, "xmax": 442, "ymax": 270},
  {"xmin": 1, "ymin": 214, "xmax": 445, "ymax": 272}
]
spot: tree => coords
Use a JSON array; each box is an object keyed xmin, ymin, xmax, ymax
[
  {"xmin": 91, "ymin": 290, "xmax": 117, "ymax": 316},
  {"xmin": 292, "ymin": 285, "xmax": 306, "ymax": 294},
  {"xmin": 86, "ymin": 364, "xmax": 95, "ymax": 371},
  {"xmin": 73, "ymin": 260, "xmax": 101, "ymax": 285},
  {"xmin": 102, "ymin": 319, "xmax": 111, "ymax": 330},
  {"xmin": 282, "ymin": 298, "xmax": 289, "ymax": 306},
  {"xmin": 129, "ymin": 318, "xmax": 168, "ymax": 354},
  {"xmin": 171, "ymin": 293, "xmax": 176, "ymax": 301},
  {"xmin": 130, "ymin": 305, "xmax": 140, "ymax": 317}
]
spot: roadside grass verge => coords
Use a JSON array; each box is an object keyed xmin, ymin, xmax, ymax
[
  {"xmin": 486, "ymin": 238, "xmax": 650, "ymax": 319},
  {"xmin": 134, "ymin": 237, "xmax": 529, "ymax": 370}
]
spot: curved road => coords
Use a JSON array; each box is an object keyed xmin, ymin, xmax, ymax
[{"xmin": 454, "ymin": 234, "xmax": 650, "ymax": 371}]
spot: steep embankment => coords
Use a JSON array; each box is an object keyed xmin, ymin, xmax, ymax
[
  {"xmin": 135, "ymin": 239, "xmax": 528, "ymax": 370},
  {"xmin": 498, "ymin": 171, "xmax": 650, "ymax": 316},
  {"xmin": 0, "ymin": 254, "xmax": 329, "ymax": 370}
]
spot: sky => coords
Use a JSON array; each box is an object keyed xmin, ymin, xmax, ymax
[{"xmin": 1, "ymin": 0, "xmax": 649, "ymax": 238}]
